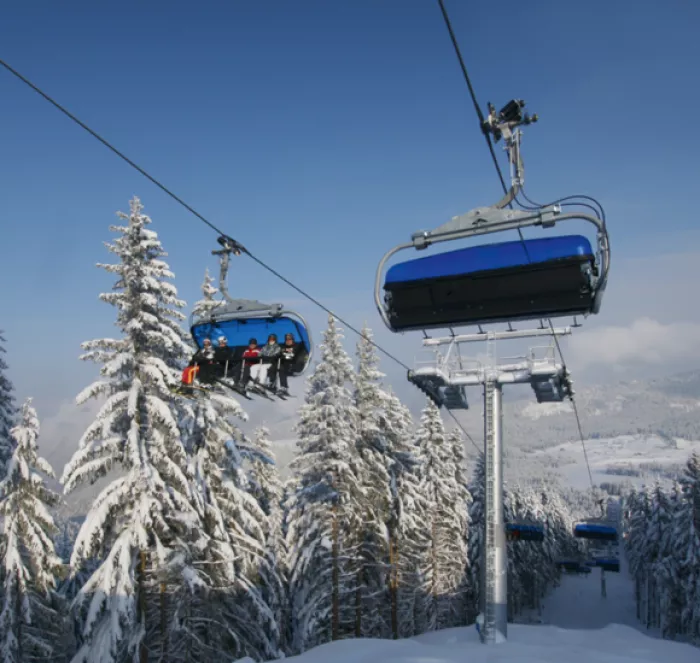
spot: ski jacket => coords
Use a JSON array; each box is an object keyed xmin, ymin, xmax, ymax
[
  {"xmin": 280, "ymin": 342, "xmax": 301, "ymax": 363},
  {"xmin": 260, "ymin": 343, "xmax": 282, "ymax": 362},
  {"xmin": 242, "ymin": 348, "xmax": 262, "ymax": 366},
  {"xmin": 191, "ymin": 347, "xmax": 215, "ymax": 366}
]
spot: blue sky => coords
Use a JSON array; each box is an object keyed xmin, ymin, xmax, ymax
[{"xmin": 1, "ymin": 0, "xmax": 700, "ymax": 459}]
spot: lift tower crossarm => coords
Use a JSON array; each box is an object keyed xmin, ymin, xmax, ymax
[{"xmin": 422, "ymin": 327, "xmax": 572, "ymax": 346}]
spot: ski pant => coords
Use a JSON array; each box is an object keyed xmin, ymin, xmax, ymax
[
  {"xmin": 241, "ymin": 362, "xmax": 268, "ymax": 386},
  {"xmin": 267, "ymin": 359, "xmax": 291, "ymax": 389}
]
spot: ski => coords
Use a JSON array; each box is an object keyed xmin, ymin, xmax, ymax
[
  {"xmin": 213, "ymin": 377, "xmax": 255, "ymax": 400},
  {"xmin": 170, "ymin": 384, "xmax": 211, "ymax": 400}
]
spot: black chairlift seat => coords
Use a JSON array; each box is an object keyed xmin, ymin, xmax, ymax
[
  {"xmin": 557, "ymin": 560, "xmax": 591, "ymax": 574},
  {"xmin": 573, "ymin": 522, "xmax": 618, "ymax": 542},
  {"xmin": 506, "ymin": 522, "xmax": 545, "ymax": 542},
  {"xmin": 383, "ymin": 235, "xmax": 596, "ymax": 332},
  {"xmin": 596, "ymin": 558, "xmax": 620, "ymax": 573},
  {"xmin": 442, "ymin": 385, "xmax": 468, "ymax": 410}
]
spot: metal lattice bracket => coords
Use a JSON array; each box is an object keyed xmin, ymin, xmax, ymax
[{"xmin": 413, "ymin": 327, "xmax": 572, "ymax": 398}]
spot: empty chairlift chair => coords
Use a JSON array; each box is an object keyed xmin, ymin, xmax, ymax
[
  {"xmin": 441, "ymin": 385, "xmax": 469, "ymax": 409},
  {"xmin": 573, "ymin": 521, "xmax": 618, "ymax": 542},
  {"xmin": 505, "ymin": 522, "xmax": 545, "ymax": 542},
  {"xmin": 595, "ymin": 558, "xmax": 620, "ymax": 573},
  {"xmin": 381, "ymin": 235, "xmax": 600, "ymax": 333},
  {"xmin": 557, "ymin": 560, "xmax": 591, "ymax": 574}
]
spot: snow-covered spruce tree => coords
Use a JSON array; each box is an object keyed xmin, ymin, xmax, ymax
[
  {"xmin": 678, "ymin": 455, "xmax": 700, "ymax": 642},
  {"xmin": 243, "ymin": 426, "xmax": 284, "ymax": 529},
  {"xmin": 380, "ymin": 389, "xmax": 426, "ymax": 639},
  {"xmin": 0, "ymin": 331, "xmax": 16, "ymax": 474},
  {"xmin": 445, "ymin": 427, "xmax": 472, "ymax": 626},
  {"xmin": 285, "ymin": 315, "xmax": 364, "ymax": 652},
  {"xmin": 191, "ymin": 268, "xmax": 220, "ymax": 319},
  {"xmin": 413, "ymin": 401, "xmax": 467, "ymax": 631},
  {"xmin": 61, "ymin": 197, "xmax": 202, "ymax": 662},
  {"xmin": 352, "ymin": 325, "xmax": 393, "ymax": 638},
  {"xmin": 239, "ymin": 424, "xmax": 287, "ymax": 655},
  {"xmin": 174, "ymin": 397, "xmax": 281, "ymax": 661},
  {"xmin": 0, "ymin": 398, "xmax": 67, "ymax": 662},
  {"xmin": 467, "ymin": 452, "xmax": 485, "ymax": 618}
]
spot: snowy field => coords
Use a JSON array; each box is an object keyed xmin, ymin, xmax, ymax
[
  {"xmin": 274, "ymin": 623, "xmax": 696, "ymax": 663},
  {"xmin": 526, "ymin": 434, "xmax": 700, "ymax": 489},
  {"xmin": 270, "ymin": 551, "xmax": 698, "ymax": 663}
]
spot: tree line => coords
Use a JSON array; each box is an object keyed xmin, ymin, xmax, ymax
[{"xmin": 622, "ymin": 452, "xmax": 700, "ymax": 643}]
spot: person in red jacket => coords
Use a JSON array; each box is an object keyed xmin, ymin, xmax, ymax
[{"xmin": 240, "ymin": 338, "xmax": 262, "ymax": 389}]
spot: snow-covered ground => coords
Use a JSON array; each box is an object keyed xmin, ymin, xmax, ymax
[
  {"xmin": 526, "ymin": 434, "xmax": 700, "ymax": 489},
  {"xmin": 271, "ymin": 548, "xmax": 697, "ymax": 663},
  {"xmin": 276, "ymin": 622, "xmax": 695, "ymax": 663}
]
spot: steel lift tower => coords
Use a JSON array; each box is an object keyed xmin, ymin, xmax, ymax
[{"xmin": 409, "ymin": 325, "xmax": 573, "ymax": 642}]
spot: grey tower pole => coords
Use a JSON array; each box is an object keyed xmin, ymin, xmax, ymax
[
  {"xmin": 483, "ymin": 379, "xmax": 507, "ymax": 643},
  {"xmin": 414, "ymin": 325, "xmax": 572, "ymax": 644}
]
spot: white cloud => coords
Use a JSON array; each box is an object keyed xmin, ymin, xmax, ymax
[{"xmin": 567, "ymin": 317, "xmax": 700, "ymax": 370}]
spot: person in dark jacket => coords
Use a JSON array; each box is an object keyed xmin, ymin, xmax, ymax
[
  {"xmin": 271, "ymin": 332, "xmax": 301, "ymax": 394},
  {"xmin": 214, "ymin": 335, "xmax": 236, "ymax": 379},
  {"xmin": 189, "ymin": 338, "xmax": 217, "ymax": 383}
]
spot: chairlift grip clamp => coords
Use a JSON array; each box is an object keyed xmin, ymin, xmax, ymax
[{"xmin": 215, "ymin": 234, "xmax": 247, "ymax": 256}]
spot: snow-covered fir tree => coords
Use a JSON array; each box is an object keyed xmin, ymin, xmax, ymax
[
  {"xmin": 444, "ymin": 427, "xmax": 472, "ymax": 626},
  {"xmin": 413, "ymin": 401, "xmax": 468, "ymax": 631},
  {"xmin": 177, "ymin": 396, "xmax": 282, "ymax": 661},
  {"xmin": 285, "ymin": 315, "xmax": 364, "ymax": 653},
  {"xmin": 61, "ymin": 197, "xmax": 201, "ymax": 662},
  {"xmin": 243, "ymin": 425, "xmax": 284, "ymax": 528},
  {"xmin": 467, "ymin": 452, "xmax": 485, "ymax": 617},
  {"xmin": 380, "ymin": 390, "xmax": 426, "ymax": 639},
  {"xmin": 191, "ymin": 268, "xmax": 220, "ymax": 319},
  {"xmin": 0, "ymin": 398, "xmax": 66, "ymax": 662},
  {"xmin": 239, "ymin": 424, "xmax": 287, "ymax": 655},
  {"xmin": 352, "ymin": 325, "xmax": 394, "ymax": 638},
  {"xmin": 0, "ymin": 332, "xmax": 16, "ymax": 474}
]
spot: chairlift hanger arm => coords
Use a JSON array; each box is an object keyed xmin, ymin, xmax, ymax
[{"xmin": 209, "ymin": 235, "xmax": 286, "ymax": 317}]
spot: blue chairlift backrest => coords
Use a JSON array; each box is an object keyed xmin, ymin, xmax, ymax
[
  {"xmin": 191, "ymin": 316, "xmax": 311, "ymax": 354},
  {"xmin": 384, "ymin": 235, "xmax": 595, "ymax": 286},
  {"xmin": 573, "ymin": 522, "xmax": 618, "ymax": 541},
  {"xmin": 506, "ymin": 522, "xmax": 545, "ymax": 541}
]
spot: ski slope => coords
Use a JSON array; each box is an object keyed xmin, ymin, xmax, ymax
[
  {"xmin": 269, "ymin": 550, "xmax": 697, "ymax": 663},
  {"xmin": 532, "ymin": 546, "xmax": 638, "ymax": 630}
]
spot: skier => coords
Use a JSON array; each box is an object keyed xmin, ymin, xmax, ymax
[
  {"xmin": 184, "ymin": 338, "xmax": 216, "ymax": 385},
  {"xmin": 213, "ymin": 335, "xmax": 236, "ymax": 379},
  {"xmin": 240, "ymin": 338, "xmax": 262, "ymax": 390},
  {"xmin": 260, "ymin": 333, "xmax": 282, "ymax": 390},
  {"xmin": 271, "ymin": 332, "xmax": 301, "ymax": 395}
]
